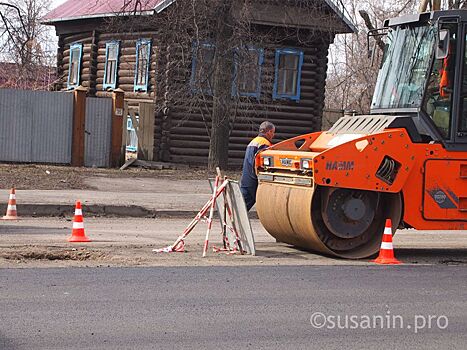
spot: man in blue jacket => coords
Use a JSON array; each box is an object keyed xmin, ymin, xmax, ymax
[{"xmin": 240, "ymin": 121, "xmax": 275, "ymax": 211}]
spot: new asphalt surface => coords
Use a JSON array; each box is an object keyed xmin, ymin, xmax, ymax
[{"xmin": 1, "ymin": 266, "xmax": 466, "ymax": 349}]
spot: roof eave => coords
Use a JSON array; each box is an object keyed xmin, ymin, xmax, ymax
[
  {"xmin": 154, "ymin": 0, "xmax": 176, "ymax": 13},
  {"xmin": 323, "ymin": 0, "xmax": 357, "ymax": 33}
]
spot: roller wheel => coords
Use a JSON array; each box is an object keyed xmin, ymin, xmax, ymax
[{"xmin": 256, "ymin": 183, "xmax": 402, "ymax": 259}]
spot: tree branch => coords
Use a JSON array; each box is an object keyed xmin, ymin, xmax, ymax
[{"xmin": 359, "ymin": 10, "xmax": 385, "ymax": 51}]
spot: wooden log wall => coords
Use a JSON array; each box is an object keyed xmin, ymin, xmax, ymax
[
  {"xmin": 57, "ymin": 31, "xmax": 94, "ymax": 91},
  {"xmin": 94, "ymin": 31, "xmax": 159, "ymax": 101},
  {"xmin": 162, "ymin": 35, "xmax": 332, "ymax": 166},
  {"xmin": 58, "ymin": 31, "xmax": 159, "ymax": 99},
  {"xmin": 57, "ymin": 24, "xmax": 333, "ymax": 167}
]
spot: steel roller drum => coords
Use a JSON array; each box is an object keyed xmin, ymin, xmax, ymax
[{"xmin": 256, "ymin": 182, "xmax": 402, "ymax": 259}]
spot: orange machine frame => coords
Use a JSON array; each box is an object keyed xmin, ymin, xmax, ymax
[{"xmin": 256, "ymin": 128, "xmax": 467, "ymax": 230}]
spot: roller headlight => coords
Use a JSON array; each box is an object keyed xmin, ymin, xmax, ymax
[
  {"xmin": 263, "ymin": 156, "xmax": 273, "ymax": 167},
  {"xmin": 301, "ymin": 159, "xmax": 312, "ymax": 169}
]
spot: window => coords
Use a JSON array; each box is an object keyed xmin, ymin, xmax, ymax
[
  {"xmin": 372, "ymin": 26, "xmax": 435, "ymax": 110},
  {"xmin": 67, "ymin": 43, "xmax": 83, "ymax": 89},
  {"xmin": 423, "ymin": 23, "xmax": 458, "ymax": 139},
  {"xmin": 190, "ymin": 42, "xmax": 215, "ymax": 95},
  {"xmin": 460, "ymin": 25, "xmax": 467, "ymax": 134},
  {"xmin": 134, "ymin": 39, "xmax": 151, "ymax": 92},
  {"xmin": 103, "ymin": 41, "xmax": 120, "ymax": 90},
  {"xmin": 273, "ymin": 48, "xmax": 304, "ymax": 101},
  {"xmin": 232, "ymin": 47, "xmax": 264, "ymax": 98}
]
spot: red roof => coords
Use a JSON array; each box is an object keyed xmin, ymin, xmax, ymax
[{"xmin": 43, "ymin": 0, "xmax": 169, "ymax": 23}]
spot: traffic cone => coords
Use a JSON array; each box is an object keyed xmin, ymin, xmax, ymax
[
  {"xmin": 372, "ymin": 219, "xmax": 401, "ymax": 265},
  {"xmin": 2, "ymin": 188, "xmax": 18, "ymax": 220},
  {"xmin": 68, "ymin": 201, "xmax": 91, "ymax": 242}
]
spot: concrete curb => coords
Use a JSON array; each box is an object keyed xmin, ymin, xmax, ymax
[{"xmin": 0, "ymin": 203, "xmax": 259, "ymax": 220}]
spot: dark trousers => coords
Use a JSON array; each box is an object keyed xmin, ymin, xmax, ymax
[{"xmin": 240, "ymin": 185, "xmax": 257, "ymax": 211}]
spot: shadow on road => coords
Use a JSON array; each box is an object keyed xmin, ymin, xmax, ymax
[
  {"xmin": 256, "ymin": 245, "xmax": 467, "ymax": 265},
  {"xmin": 0, "ymin": 225, "xmax": 67, "ymax": 235},
  {"xmin": 395, "ymin": 248, "xmax": 467, "ymax": 264}
]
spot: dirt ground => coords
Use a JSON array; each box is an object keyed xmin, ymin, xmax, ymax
[
  {"xmin": 1, "ymin": 217, "xmax": 466, "ymax": 268},
  {"xmin": 0, "ymin": 163, "xmax": 241, "ymax": 190}
]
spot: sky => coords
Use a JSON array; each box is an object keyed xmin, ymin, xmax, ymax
[{"xmin": 52, "ymin": 0, "xmax": 67, "ymax": 8}]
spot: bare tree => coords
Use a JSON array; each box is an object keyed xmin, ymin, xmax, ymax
[
  {"xmin": 0, "ymin": 0, "xmax": 55, "ymax": 89},
  {"xmin": 446, "ymin": 0, "xmax": 467, "ymax": 9}
]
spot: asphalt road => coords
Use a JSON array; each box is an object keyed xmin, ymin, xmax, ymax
[{"xmin": 1, "ymin": 266, "xmax": 466, "ymax": 350}]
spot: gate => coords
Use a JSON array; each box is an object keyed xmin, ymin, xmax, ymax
[
  {"xmin": 85, "ymin": 97, "xmax": 113, "ymax": 167},
  {"xmin": 0, "ymin": 88, "xmax": 121, "ymax": 167}
]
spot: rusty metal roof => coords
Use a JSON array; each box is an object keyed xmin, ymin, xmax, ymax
[
  {"xmin": 43, "ymin": 0, "xmax": 355, "ymax": 33},
  {"xmin": 43, "ymin": 0, "xmax": 170, "ymax": 23}
]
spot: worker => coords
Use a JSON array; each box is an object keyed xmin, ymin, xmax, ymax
[{"xmin": 240, "ymin": 121, "xmax": 275, "ymax": 211}]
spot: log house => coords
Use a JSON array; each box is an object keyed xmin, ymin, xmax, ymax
[{"xmin": 44, "ymin": 0, "xmax": 356, "ymax": 166}]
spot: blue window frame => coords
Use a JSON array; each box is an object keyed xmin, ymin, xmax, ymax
[
  {"xmin": 134, "ymin": 39, "xmax": 151, "ymax": 92},
  {"xmin": 103, "ymin": 41, "xmax": 120, "ymax": 90},
  {"xmin": 67, "ymin": 43, "xmax": 83, "ymax": 90},
  {"xmin": 232, "ymin": 47, "xmax": 264, "ymax": 99},
  {"xmin": 190, "ymin": 41, "xmax": 215, "ymax": 95},
  {"xmin": 273, "ymin": 48, "xmax": 304, "ymax": 101}
]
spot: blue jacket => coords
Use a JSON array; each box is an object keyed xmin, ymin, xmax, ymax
[{"xmin": 241, "ymin": 135, "xmax": 272, "ymax": 189}]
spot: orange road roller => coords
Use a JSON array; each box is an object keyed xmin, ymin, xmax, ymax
[{"xmin": 255, "ymin": 10, "xmax": 467, "ymax": 258}]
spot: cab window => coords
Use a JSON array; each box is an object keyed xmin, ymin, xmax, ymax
[
  {"xmin": 460, "ymin": 25, "xmax": 467, "ymax": 133},
  {"xmin": 423, "ymin": 23, "xmax": 458, "ymax": 139}
]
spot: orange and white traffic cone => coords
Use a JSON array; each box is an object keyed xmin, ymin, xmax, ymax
[
  {"xmin": 68, "ymin": 201, "xmax": 91, "ymax": 242},
  {"xmin": 372, "ymin": 219, "xmax": 401, "ymax": 265},
  {"xmin": 2, "ymin": 188, "xmax": 18, "ymax": 220}
]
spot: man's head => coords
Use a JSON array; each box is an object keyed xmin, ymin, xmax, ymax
[{"xmin": 259, "ymin": 121, "xmax": 275, "ymax": 142}]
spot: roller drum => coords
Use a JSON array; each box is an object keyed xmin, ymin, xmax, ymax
[{"xmin": 256, "ymin": 182, "xmax": 402, "ymax": 259}]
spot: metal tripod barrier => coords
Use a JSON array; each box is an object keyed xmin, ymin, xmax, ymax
[{"xmin": 209, "ymin": 179, "xmax": 256, "ymax": 255}]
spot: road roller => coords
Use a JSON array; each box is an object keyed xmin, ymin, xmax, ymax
[{"xmin": 255, "ymin": 9, "xmax": 467, "ymax": 259}]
